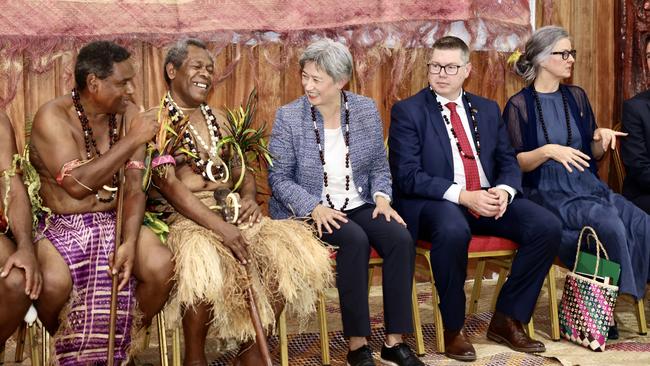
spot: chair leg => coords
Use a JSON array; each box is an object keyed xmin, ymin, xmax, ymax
[
  {"xmin": 14, "ymin": 323, "xmax": 26, "ymax": 362},
  {"xmin": 490, "ymin": 268, "xmax": 508, "ymax": 312},
  {"xmin": 420, "ymin": 250, "xmax": 445, "ymax": 353},
  {"xmin": 278, "ymin": 309, "xmax": 289, "ymax": 366},
  {"xmin": 469, "ymin": 260, "xmax": 486, "ymax": 314},
  {"xmin": 546, "ymin": 266, "xmax": 560, "ymax": 340},
  {"xmin": 27, "ymin": 322, "xmax": 40, "ymax": 366},
  {"xmin": 635, "ymin": 298, "xmax": 648, "ymax": 335},
  {"xmin": 143, "ymin": 324, "xmax": 152, "ymax": 350},
  {"xmin": 41, "ymin": 322, "xmax": 50, "ymax": 366},
  {"xmin": 157, "ymin": 312, "xmax": 169, "ymax": 366},
  {"xmin": 525, "ymin": 318, "xmax": 535, "ymax": 340},
  {"xmin": 317, "ymin": 291, "xmax": 330, "ymax": 365},
  {"xmin": 171, "ymin": 327, "xmax": 181, "ymax": 366},
  {"xmin": 367, "ymin": 266, "xmax": 375, "ymax": 295},
  {"xmin": 410, "ymin": 277, "xmax": 425, "ymax": 356}
]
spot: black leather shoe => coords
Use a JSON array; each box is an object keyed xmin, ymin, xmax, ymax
[
  {"xmin": 347, "ymin": 344, "xmax": 376, "ymax": 366},
  {"xmin": 380, "ymin": 343, "xmax": 424, "ymax": 366}
]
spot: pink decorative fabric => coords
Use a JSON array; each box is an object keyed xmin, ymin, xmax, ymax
[
  {"xmin": 152, "ymin": 154, "xmax": 176, "ymax": 168},
  {"xmin": 0, "ymin": 1, "xmax": 531, "ymax": 108},
  {"xmin": 126, "ymin": 160, "xmax": 146, "ymax": 170}
]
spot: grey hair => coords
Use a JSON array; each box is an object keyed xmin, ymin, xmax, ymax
[
  {"xmin": 515, "ymin": 26, "xmax": 571, "ymax": 84},
  {"xmin": 299, "ymin": 39, "xmax": 353, "ymax": 83},
  {"xmin": 164, "ymin": 38, "xmax": 210, "ymax": 85}
]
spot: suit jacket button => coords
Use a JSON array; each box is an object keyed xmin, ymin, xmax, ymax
[{"xmin": 358, "ymin": 186, "xmax": 363, "ymax": 193}]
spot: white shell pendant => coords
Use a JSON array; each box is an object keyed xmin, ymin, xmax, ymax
[{"xmin": 205, "ymin": 160, "xmax": 218, "ymax": 183}]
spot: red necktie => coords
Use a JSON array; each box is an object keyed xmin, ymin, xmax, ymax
[
  {"xmin": 447, "ymin": 102, "xmax": 481, "ymax": 219},
  {"xmin": 446, "ymin": 102, "xmax": 481, "ymax": 192}
]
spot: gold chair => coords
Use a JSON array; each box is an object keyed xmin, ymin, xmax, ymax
[
  {"xmin": 318, "ymin": 248, "xmax": 424, "ymax": 365},
  {"xmin": 415, "ymin": 236, "xmax": 561, "ymax": 353},
  {"xmin": 278, "ymin": 247, "xmax": 425, "ymax": 366}
]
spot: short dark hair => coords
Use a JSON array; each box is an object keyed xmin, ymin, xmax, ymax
[
  {"xmin": 74, "ymin": 41, "xmax": 131, "ymax": 91},
  {"xmin": 431, "ymin": 36, "xmax": 471, "ymax": 63},
  {"xmin": 164, "ymin": 38, "xmax": 209, "ymax": 85}
]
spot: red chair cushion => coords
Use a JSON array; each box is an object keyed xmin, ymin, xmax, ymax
[{"xmin": 417, "ymin": 235, "xmax": 518, "ymax": 253}]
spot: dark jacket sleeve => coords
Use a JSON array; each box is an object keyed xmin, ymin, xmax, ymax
[
  {"xmin": 389, "ymin": 100, "xmax": 455, "ymax": 200},
  {"xmin": 621, "ymin": 98, "xmax": 650, "ymax": 187}
]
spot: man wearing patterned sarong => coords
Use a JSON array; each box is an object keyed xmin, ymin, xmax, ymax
[
  {"xmin": 29, "ymin": 41, "xmax": 175, "ymax": 365},
  {"xmin": 0, "ymin": 111, "xmax": 41, "ymax": 344},
  {"xmin": 143, "ymin": 38, "xmax": 332, "ymax": 366}
]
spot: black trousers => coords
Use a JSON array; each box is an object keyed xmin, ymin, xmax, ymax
[
  {"xmin": 320, "ymin": 203, "xmax": 415, "ymax": 337},
  {"xmin": 419, "ymin": 198, "xmax": 561, "ymax": 331}
]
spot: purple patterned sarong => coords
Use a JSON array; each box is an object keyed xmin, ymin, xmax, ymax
[{"xmin": 41, "ymin": 211, "xmax": 135, "ymax": 366}]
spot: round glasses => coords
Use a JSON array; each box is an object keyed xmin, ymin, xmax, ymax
[
  {"xmin": 427, "ymin": 63, "xmax": 466, "ymax": 75},
  {"xmin": 551, "ymin": 49, "xmax": 577, "ymax": 60}
]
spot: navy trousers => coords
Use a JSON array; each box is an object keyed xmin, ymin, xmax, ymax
[
  {"xmin": 321, "ymin": 203, "xmax": 415, "ymax": 337},
  {"xmin": 419, "ymin": 198, "xmax": 561, "ymax": 331}
]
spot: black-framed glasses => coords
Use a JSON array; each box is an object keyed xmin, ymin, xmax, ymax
[
  {"xmin": 427, "ymin": 63, "xmax": 466, "ymax": 75},
  {"xmin": 551, "ymin": 49, "xmax": 577, "ymax": 60}
]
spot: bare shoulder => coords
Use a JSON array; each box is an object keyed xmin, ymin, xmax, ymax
[{"xmin": 31, "ymin": 95, "xmax": 74, "ymax": 142}]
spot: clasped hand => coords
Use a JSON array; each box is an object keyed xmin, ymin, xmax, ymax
[{"xmin": 459, "ymin": 188, "xmax": 508, "ymax": 219}]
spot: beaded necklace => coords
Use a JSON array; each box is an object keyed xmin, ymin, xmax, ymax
[
  {"xmin": 429, "ymin": 86, "xmax": 481, "ymax": 159},
  {"xmin": 71, "ymin": 88, "xmax": 118, "ymax": 203},
  {"xmin": 312, "ymin": 91, "xmax": 351, "ymax": 211},
  {"xmin": 531, "ymin": 87, "xmax": 572, "ymax": 146},
  {"xmin": 163, "ymin": 92, "xmax": 225, "ymax": 181}
]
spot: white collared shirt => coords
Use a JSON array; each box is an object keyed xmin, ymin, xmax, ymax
[{"xmin": 436, "ymin": 91, "xmax": 515, "ymax": 204}]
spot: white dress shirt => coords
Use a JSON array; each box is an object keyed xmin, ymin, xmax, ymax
[{"xmin": 436, "ymin": 91, "xmax": 516, "ymax": 204}]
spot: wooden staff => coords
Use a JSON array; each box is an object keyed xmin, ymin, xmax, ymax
[
  {"xmin": 217, "ymin": 190, "xmax": 272, "ymax": 365},
  {"xmin": 107, "ymin": 119, "xmax": 127, "ymax": 366},
  {"xmin": 244, "ymin": 263, "xmax": 273, "ymax": 366}
]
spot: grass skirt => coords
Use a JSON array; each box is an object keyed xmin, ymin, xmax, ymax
[{"xmin": 163, "ymin": 193, "xmax": 333, "ymax": 343}]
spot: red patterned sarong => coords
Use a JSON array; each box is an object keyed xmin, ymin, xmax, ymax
[{"xmin": 40, "ymin": 211, "xmax": 135, "ymax": 366}]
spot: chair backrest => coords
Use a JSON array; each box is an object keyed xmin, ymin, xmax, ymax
[{"xmin": 609, "ymin": 122, "xmax": 626, "ymax": 194}]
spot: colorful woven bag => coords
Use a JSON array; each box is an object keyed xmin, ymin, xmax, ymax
[{"xmin": 559, "ymin": 226, "xmax": 619, "ymax": 352}]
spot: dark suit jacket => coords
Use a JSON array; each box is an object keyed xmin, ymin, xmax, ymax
[
  {"xmin": 388, "ymin": 87, "xmax": 522, "ymax": 239},
  {"xmin": 621, "ymin": 89, "xmax": 650, "ymax": 200}
]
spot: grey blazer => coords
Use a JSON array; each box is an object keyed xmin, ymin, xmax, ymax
[{"xmin": 268, "ymin": 92, "xmax": 392, "ymax": 219}]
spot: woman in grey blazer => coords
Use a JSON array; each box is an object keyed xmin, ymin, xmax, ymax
[{"xmin": 268, "ymin": 39, "xmax": 422, "ymax": 366}]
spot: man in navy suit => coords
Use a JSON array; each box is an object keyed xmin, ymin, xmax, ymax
[
  {"xmin": 621, "ymin": 36, "xmax": 650, "ymax": 214},
  {"xmin": 389, "ymin": 36, "xmax": 561, "ymax": 361}
]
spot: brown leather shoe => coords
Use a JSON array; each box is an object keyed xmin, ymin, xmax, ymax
[
  {"xmin": 443, "ymin": 329, "xmax": 476, "ymax": 362},
  {"xmin": 487, "ymin": 311, "xmax": 546, "ymax": 353}
]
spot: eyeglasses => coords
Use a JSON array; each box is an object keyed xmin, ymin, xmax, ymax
[
  {"xmin": 551, "ymin": 49, "xmax": 577, "ymax": 60},
  {"xmin": 427, "ymin": 63, "xmax": 466, "ymax": 75}
]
